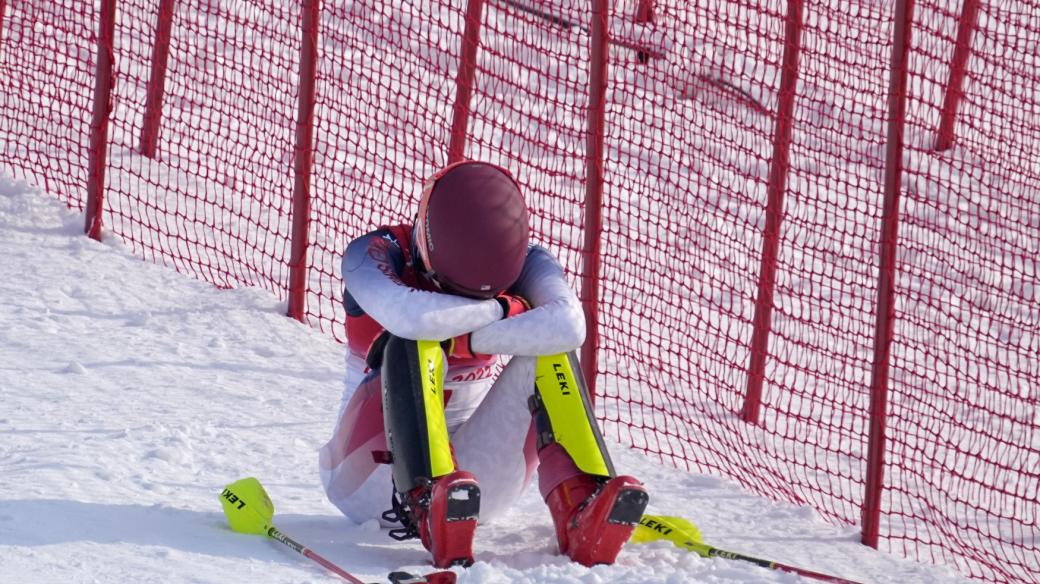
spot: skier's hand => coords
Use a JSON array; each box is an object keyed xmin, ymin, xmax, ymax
[
  {"xmin": 496, "ymin": 293, "xmax": 531, "ymax": 319},
  {"xmin": 442, "ymin": 333, "xmax": 489, "ymax": 360}
]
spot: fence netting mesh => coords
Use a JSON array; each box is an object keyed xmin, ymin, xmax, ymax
[{"xmin": 0, "ymin": 0, "xmax": 1036, "ymax": 580}]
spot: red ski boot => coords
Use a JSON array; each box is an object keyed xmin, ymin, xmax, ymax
[
  {"xmin": 393, "ymin": 470, "xmax": 481, "ymax": 568},
  {"xmin": 545, "ymin": 474, "xmax": 649, "ymax": 566}
]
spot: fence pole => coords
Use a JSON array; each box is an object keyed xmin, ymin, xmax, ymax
[
  {"xmin": 579, "ymin": 0, "xmax": 611, "ymax": 400},
  {"xmin": 934, "ymin": 0, "xmax": 980, "ymax": 151},
  {"xmin": 139, "ymin": 0, "xmax": 176, "ymax": 158},
  {"xmin": 741, "ymin": 0, "xmax": 805, "ymax": 424},
  {"xmin": 287, "ymin": 0, "xmax": 321, "ymax": 322},
  {"xmin": 447, "ymin": 0, "xmax": 486, "ymax": 164},
  {"xmin": 863, "ymin": 0, "xmax": 915, "ymax": 549},
  {"xmin": 84, "ymin": 0, "xmax": 118, "ymax": 241}
]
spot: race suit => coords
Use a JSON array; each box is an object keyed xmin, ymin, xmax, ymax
[{"xmin": 319, "ymin": 224, "xmax": 586, "ymax": 524}]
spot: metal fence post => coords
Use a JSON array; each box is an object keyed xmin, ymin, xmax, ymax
[
  {"xmin": 139, "ymin": 0, "xmax": 176, "ymax": 158},
  {"xmin": 85, "ymin": 0, "xmax": 118, "ymax": 241},
  {"xmin": 863, "ymin": 0, "xmax": 916, "ymax": 548},
  {"xmin": 741, "ymin": 0, "xmax": 805, "ymax": 424},
  {"xmin": 287, "ymin": 0, "xmax": 321, "ymax": 322}
]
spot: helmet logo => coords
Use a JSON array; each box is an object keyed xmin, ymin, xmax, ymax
[{"xmin": 423, "ymin": 215, "xmax": 434, "ymax": 254}]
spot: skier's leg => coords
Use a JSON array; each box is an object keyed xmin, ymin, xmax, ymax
[
  {"xmin": 452, "ymin": 356, "xmax": 540, "ymax": 522},
  {"xmin": 380, "ymin": 335, "xmax": 455, "ymax": 490},
  {"xmin": 531, "ymin": 351, "xmax": 649, "ymax": 566},
  {"xmin": 319, "ymin": 372, "xmax": 390, "ymax": 524},
  {"xmin": 531, "ymin": 351, "xmax": 615, "ymax": 479},
  {"xmin": 380, "ymin": 334, "xmax": 479, "ymax": 568},
  {"xmin": 452, "ymin": 349, "xmax": 617, "ymax": 516}
]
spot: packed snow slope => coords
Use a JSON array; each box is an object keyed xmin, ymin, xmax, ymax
[{"xmin": 0, "ymin": 177, "xmax": 968, "ymax": 583}]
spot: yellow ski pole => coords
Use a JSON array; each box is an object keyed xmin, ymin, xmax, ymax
[
  {"xmin": 631, "ymin": 514, "xmax": 862, "ymax": 584},
  {"xmin": 219, "ymin": 477, "xmax": 455, "ymax": 584}
]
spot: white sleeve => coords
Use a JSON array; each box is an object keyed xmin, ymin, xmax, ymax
[
  {"xmin": 469, "ymin": 246, "xmax": 586, "ymax": 356},
  {"xmin": 342, "ymin": 233, "xmax": 504, "ymax": 341}
]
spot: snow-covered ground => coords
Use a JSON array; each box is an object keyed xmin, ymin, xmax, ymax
[{"xmin": 0, "ymin": 176, "xmax": 971, "ymax": 583}]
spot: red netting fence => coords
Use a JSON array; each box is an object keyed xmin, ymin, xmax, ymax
[
  {"xmin": 0, "ymin": 0, "xmax": 1036, "ymax": 581},
  {"xmin": 0, "ymin": 1, "xmax": 95, "ymax": 208}
]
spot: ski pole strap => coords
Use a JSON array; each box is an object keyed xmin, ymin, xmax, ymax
[{"xmin": 267, "ymin": 526, "xmax": 367, "ymax": 584}]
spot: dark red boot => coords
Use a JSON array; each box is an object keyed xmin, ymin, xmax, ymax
[
  {"xmin": 406, "ymin": 470, "xmax": 481, "ymax": 568},
  {"xmin": 544, "ymin": 474, "xmax": 648, "ymax": 566}
]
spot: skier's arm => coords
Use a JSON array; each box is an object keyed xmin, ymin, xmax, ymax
[
  {"xmin": 469, "ymin": 246, "xmax": 585, "ymax": 356},
  {"xmin": 342, "ymin": 232, "xmax": 503, "ymax": 340}
]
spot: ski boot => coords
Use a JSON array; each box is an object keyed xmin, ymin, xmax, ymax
[
  {"xmin": 389, "ymin": 470, "xmax": 481, "ymax": 568},
  {"xmin": 545, "ymin": 473, "xmax": 649, "ymax": 566}
]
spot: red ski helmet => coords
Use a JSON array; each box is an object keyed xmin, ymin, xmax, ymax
[{"xmin": 414, "ymin": 160, "xmax": 530, "ymax": 299}]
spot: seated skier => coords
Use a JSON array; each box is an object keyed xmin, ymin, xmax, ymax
[{"xmin": 319, "ymin": 160, "xmax": 649, "ymax": 568}]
